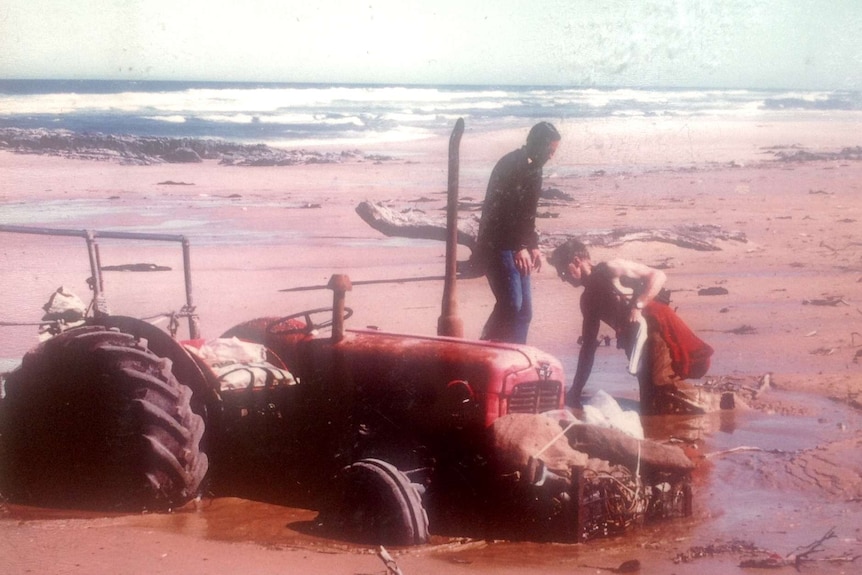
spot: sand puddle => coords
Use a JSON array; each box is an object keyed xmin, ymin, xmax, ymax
[{"xmin": 3, "ymin": 385, "xmax": 857, "ymax": 563}]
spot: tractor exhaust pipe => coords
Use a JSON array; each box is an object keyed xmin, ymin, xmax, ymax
[
  {"xmin": 437, "ymin": 118, "xmax": 465, "ymax": 338},
  {"xmin": 327, "ymin": 274, "xmax": 352, "ymax": 342}
]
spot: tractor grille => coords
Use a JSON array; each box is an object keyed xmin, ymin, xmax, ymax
[{"xmin": 507, "ymin": 380, "xmax": 562, "ymax": 414}]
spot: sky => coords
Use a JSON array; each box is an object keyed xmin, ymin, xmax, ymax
[{"xmin": 1, "ymin": 0, "xmax": 861, "ymax": 90}]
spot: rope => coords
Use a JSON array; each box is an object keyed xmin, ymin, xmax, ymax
[
  {"xmin": 138, "ymin": 308, "xmax": 198, "ymax": 337},
  {"xmin": 634, "ymin": 440, "xmax": 643, "ymax": 505},
  {"xmin": 139, "ymin": 308, "xmax": 197, "ymax": 322},
  {"xmin": 533, "ymin": 418, "xmax": 580, "ymax": 460}
]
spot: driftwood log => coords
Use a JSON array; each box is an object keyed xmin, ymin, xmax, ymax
[
  {"xmin": 355, "ymin": 201, "xmax": 746, "ymax": 257},
  {"xmin": 549, "ymin": 224, "xmax": 748, "ymax": 252},
  {"xmin": 356, "ymin": 201, "xmax": 480, "ymax": 252}
]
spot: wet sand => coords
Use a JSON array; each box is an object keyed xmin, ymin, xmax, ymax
[{"xmin": 1, "ymin": 113, "xmax": 862, "ymax": 573}]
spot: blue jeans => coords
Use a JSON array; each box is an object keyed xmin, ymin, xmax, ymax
[{"xmin": 481, "ymin": 250, "xmax": 532, "ymax": 344}]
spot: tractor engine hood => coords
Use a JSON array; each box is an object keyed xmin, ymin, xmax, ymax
[{"xmin": 276, "ymin": 327, "xmax": 566, "ymax": 429}]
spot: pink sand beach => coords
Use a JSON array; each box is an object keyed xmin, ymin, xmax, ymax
[{"xmin": 2, "ymin": 113, "xmax": 861, "ymax": 574}]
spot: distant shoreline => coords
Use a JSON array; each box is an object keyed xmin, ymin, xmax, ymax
[
  {"xmin": 4, "ymin": 124, "xmax": 862, "ymax": 178},
  {"xmin": 0, "ymin": 127, "xmax": 397, "ymax": 166}
]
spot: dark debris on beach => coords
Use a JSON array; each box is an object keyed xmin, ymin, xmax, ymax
[
  {"xmin": 0, "ymin": 128, "xmax": 390, "ymax": 167},
  {"xmin": 764, "ymin": 145, "xmax": 862, "ymax": 163}
]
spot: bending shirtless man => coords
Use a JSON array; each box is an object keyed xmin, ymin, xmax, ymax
[{"xmin": 550, "ymin": 239, "xmax": 713, "ymax": 414}]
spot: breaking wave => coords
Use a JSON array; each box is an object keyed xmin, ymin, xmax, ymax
[{"xmin": 1, "ymin": 80, "xmax": 860, "ymax": 148}]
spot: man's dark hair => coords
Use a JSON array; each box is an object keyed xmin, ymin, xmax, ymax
[
  {"xmin": 549, "ymin": 238, "xmax": 591, "ymax": 275},
  {"xmin": 526, "ymin": 121, "xmax": 561, "ymax": 149}
]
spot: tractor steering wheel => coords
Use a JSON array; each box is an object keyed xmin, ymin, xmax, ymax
[{"xmin": 266, "ymin": 307, "xmax": 354, "ymax": 335}]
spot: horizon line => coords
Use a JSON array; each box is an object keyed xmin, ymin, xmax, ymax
[{"xmin": 0, "ymin": 77, "xmax": 855, "ymax": 94}]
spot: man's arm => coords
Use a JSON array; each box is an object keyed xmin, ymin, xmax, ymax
[
  {"xmin": 604, "ymin": 258, "xmax": 667, "ymax": 321},
  {"xmin": 570, "ymin": 308, "xmax": 601, "ymax": 402},
  {"xmin": 513, "ymin": 157, "xmax": 542, "ymax": 273}
]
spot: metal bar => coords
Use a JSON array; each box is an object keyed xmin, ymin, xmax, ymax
[
  {"xmin": 94, "ymin": 240, "xmax": 105, "ymax": 293},
  {"xmin": 1, "ymin": 224, "xmax": 197, "ymax": 335},
  {"xmin": 181, "ymin": 237, "xmax": 200, "ymax": 339},
  {"xmin": 279, "ymin": 274, "xmax": 446, "ymax": 293},
  {"xmin": 84, "ymin": 231, "xmax": 103, "ymax": 295},
  {"xmin": 0, "ymin": 224, "xmax": 187, "ymax": 243},
  {"xmin": 0, "ymin": 224, "xmax": 92, "ymax": 239}
]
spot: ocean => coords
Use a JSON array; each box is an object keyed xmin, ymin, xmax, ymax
[{"xmin": 2, "ymin": 79, "xmax": 861, "ymax": 149}]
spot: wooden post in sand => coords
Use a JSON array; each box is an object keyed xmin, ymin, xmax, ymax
[{"xmin": 438, "ymin": 118, "xmax": 465, "ymax": 338}]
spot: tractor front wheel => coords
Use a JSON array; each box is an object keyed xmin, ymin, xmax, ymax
[{"xmin": 318, "ymin": 458, "xmax": 429, "ymax": 546}]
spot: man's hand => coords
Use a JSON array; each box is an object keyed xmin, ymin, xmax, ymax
[
  {"xmin": 514, "ymin": 248, "xmax": 542, "ymax": 275},
  {"xmin": 514, "ymin": 248, "xmax": 533, "ymax": 275},
  {"xmin": 530, "ymin": 248, "xmax": 542, "ymax": 273}
]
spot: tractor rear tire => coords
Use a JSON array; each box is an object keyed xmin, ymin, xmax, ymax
[
  {"xmin": 0, "ymin": 325, "xmax": 208, "ymax": 511},
  {"xmin": 320, "ymin": 458, "xmax": 429, "ymax": 546}
]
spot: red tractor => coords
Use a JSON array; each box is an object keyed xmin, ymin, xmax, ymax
[{"xmin": 0, "ymin": 225, "xmax": 587, "ymax": 546}]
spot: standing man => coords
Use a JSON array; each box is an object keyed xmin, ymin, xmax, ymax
[
  {"xmin": 476, "ymin": 122, "xmax": 561, "ymax": 344},
  {"xmin": 549, "ymin": 239, "xmax": 714, "ymax": 414}
]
